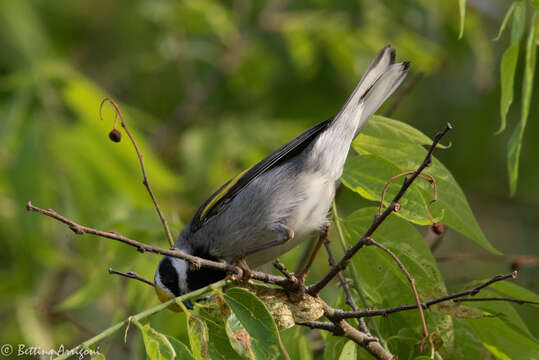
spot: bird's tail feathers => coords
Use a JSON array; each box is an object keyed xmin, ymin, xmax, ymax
[{"xmin": 332, "ymin": 45, "xmax": 410, "ymax": 138}]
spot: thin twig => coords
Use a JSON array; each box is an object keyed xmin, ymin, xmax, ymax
[
  {"xmin": 108, "ymin": 268, "xmax": 156, "ymax": 287},
  {"xmin": 323, "ymin": 238, "xmax": 375, "ymax": 337},
  {"xmin": 364, "ymin": 237, "xmax": 429, "ymax": 352},
  {"xmin": 308, "ymin": 123, "xmax": 452, "ymax": 296},
  {"xmin": 324, "ymin": 239, "xmax": 358, "ymax": 312},
  {"xmin": 453, "ymin": 297, "xmax": 539, "ymax": 306},
  {"xmin": 26, "ymin": 201, "xmax": 292, "ymax": 289},
  {"xmin": 377, "ymin": 171, "xmax": 437, "ymax": 222},
  {"xmin": 273, "ymin": 260, "xmax": 297, "ymax": 282},
  {"xmin": 296, "ymin": 321, "xmax": 343, "ymax": 335},
  {"xmin": 99, "ymin": 98, "xmax": 175, "ymax": 249},
  {"xmin": 332, "ymin": 272, "xmax": 518, "ymax": 319},
  {"xmin": 296, "ymin": 224, "xmax": 330, "ymax": 280}
]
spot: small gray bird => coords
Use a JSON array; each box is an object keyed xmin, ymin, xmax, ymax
[{"xmin": 154, "ymin": 45, "xmax": 409, "ymax": 305}]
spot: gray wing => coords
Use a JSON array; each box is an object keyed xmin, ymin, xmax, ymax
[{"xmin": 190, "ymin": 117, "xmax": 333, "ymax": 233}]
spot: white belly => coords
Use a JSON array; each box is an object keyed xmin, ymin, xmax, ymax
[
  {"xmin": 289, "ymin": 174, "xmax": 335, "ymax": 237},
  {"xmin": 245, "ymin": 174, "xmax": 335, "ymax": 267}
]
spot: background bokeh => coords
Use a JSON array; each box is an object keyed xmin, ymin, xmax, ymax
[{"xmin": 0, "ymin": 0, "xmax": 537, "ymax": 358}]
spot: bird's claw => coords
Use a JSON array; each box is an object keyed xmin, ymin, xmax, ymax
[{"xmin": 232, "ymin": 257, "xmax": 252, "ymax": 283}]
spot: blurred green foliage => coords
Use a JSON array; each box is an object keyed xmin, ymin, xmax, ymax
[{"xmin": 1, "ymin": 0, "xmax": 538, "ymax": 359}]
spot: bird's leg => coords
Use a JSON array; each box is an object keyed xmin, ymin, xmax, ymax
[
  {"xmin": 295, "ymin": 223, "xmax": 330, "ymax": 282},
  {"xmin": 242, "ymin": 224, "xmax": 294, "ymax": 257},
  {"xmin": 232, "ymin": 256, "xmax": 252, "ymax": 282}
]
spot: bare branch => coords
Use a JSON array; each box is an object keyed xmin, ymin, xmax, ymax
[
  {"xmin": 332, "ymin": 271, "xmax": 518, "ymax": 319},
  {"xmin": 99, "ymin": 98, "xmax": 175, "ymax": 248},
  {"xmin": 108, "ymin": 268, "xmax": 155, "ymax": 287},
  {"xmin": 26, "ymin": 201, "xmax": 292, "ymax": 288},
  {"xmin": 308, "ymin": 123, "xmax": 452, "ymax": 295},
  {"xmin": 296, "ymin": 321, "xmax": 343, "ymax": 335},
  {"xmin": 454, "ymin": 297, "xmax": 539, "ymax": 306}
]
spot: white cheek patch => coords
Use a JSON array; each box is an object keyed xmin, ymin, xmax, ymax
[{"xmin": 170, "ymin": 257, "xmax": 189, "ymax": 293}]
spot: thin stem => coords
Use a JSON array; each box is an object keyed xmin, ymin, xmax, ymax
[
  {"xmin": 377, "ymin": 171, "xmax": 437, "ymax": 222},
  {"xmin": 99, "ymin": 98, "xmax": 175, "ymax": 249},
  {"xmin": 453, "ymin": 297, "xmax": 539, "ymax": 306},
  {"xmin": 54, "ymin": 279, "xmax": 229, "ymax": 360},
  {"xmin": 332, "ymin": 272, "xmax": 518, "ymax": 319},
  {"xmin": 365, "ymin": 238, "xmax": 429, "ymax": 352},
  {"xmin": 108, "ymin": 268, "xmax": 155, "ymax": 287}
]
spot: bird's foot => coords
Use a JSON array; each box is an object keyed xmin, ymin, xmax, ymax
[{"xmin": 231, "ymin": 256, "xmax": 252, "ymax": 283}]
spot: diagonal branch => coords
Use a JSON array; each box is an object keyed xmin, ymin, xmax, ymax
[
  {"xmin": 308, "ymin": 123, "xmax": 452, "ymax": 295},
  {"xmin": 26, "ymin": 201, "xmax": 291, "ymax": 288},
  {"xmin": 100, "ymin": 98, "xmax": 175, "ymax": 248}
]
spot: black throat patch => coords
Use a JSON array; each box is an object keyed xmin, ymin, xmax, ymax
[{"xmin": 186, "ymin": 248, "xmax": 227, "ymax": 292}]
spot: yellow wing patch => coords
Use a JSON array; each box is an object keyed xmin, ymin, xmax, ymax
[{"xmin": 200, "ymin": 167, "xmax": 250, "ymax": 220}]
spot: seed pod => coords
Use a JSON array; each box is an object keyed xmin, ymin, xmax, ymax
[
  {"xmin": 108, "ymin": 129, "xmax": 122, "ymax": 142},
  {"xmin": 431, "ymin": 222, "xmax": 445, "ymax": 235}
]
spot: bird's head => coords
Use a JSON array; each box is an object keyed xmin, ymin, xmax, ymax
[
  {"xmin": 154, "ymin": 254, "xmax": 228, "ymax": 311},
  {"xmin": 154, "ymin": 256, "xmax": 191, "ymax": 311}
]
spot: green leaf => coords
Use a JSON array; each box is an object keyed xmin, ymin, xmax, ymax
[
  {"xmin": 350, "ymin": 126, "xmax": 499, "ymax": 254},
  {"xmin": 490, "ymin": 281, "xmax": 539, "ymax": 303},
  {"xmin": 497, "ymin": 1, "xmax": 527, "ymax": 135},
  {"xmin": 464, "ymin": 290, "xmax": 536, "ymax": 339},
  {"xmin": 465, "ymin": 312, "xmax": 539, "ymax": 359},
  {"xmin": 508, "ymin": 13, "xmax": 538, "ymax": 196},
  {"xmin": 342, "ymin": 154, "xmax": 436, "ymax": 225},
  {"xmin": 279, "ymin": 326, "xmax": 312, "ymax": 360},
  {"xmin": 338, "ymin": 341, "xmax": 357, "ymax": 360},
  {"xmin": 361, "ymin": 116, "xmax": 441, "ymax": 147},
  {"xmin": 133, "ymin": 320, "xmax": 176, "ymax": 360},
  {"xmin": 452, "ymin": 319, "xmax": 484, "ymax": 359},
  {"xmin": 458, "ymin": 0, "xmax": 466, "ymax": 39},
  {"xmin": 493, "ymin": 2, "xmax": 517, "ymax": 41},
  {"xmin": 497, "ymin": 43, "xmax": 520, "ymax": 134},
  {"xmin": 184, "ymin": 311, "xmax": 210, "ymax": 360},
  {"xmin": 224, "ymin": 287, "xmax": 287, "ymax": 360},
  {"xmin": 197, "ymin": 305, "xmax": 249, "ymax": 359},
  {"xmin": 322, "ymin": 332, "xmax": 349, "ymax": 360},
  {"xmin": 510, "ymin": 1, "xmax": 527, "ymax": 45},
  {"xmin": 166, "ymin": 336, "xmax": 196, "ymax": 360},
  {"xmin": 343, "ymin": 208, "xmax": 453, "ymax": 357}
]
